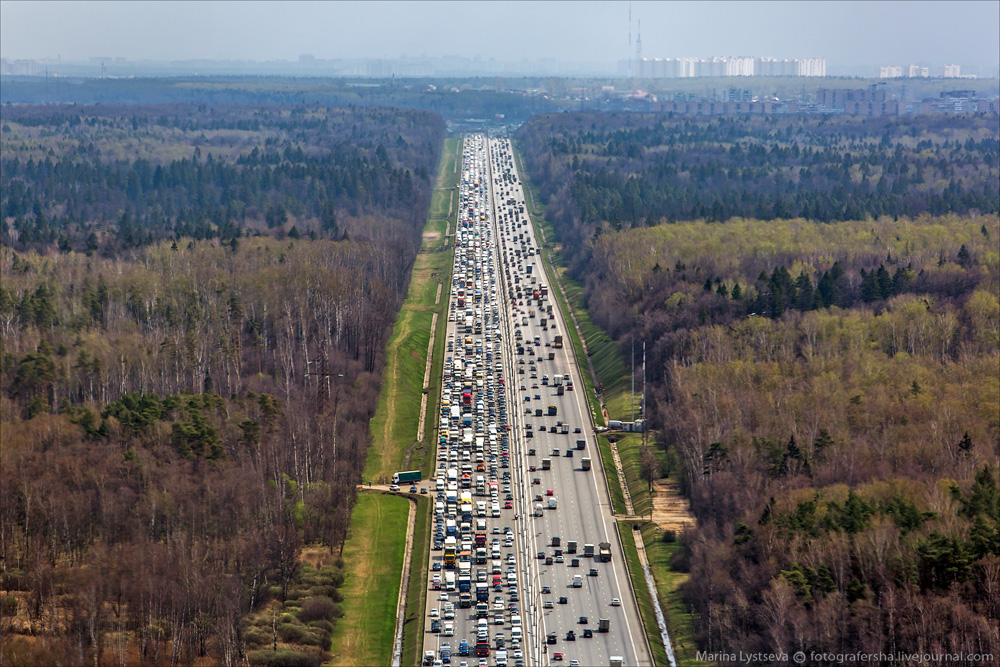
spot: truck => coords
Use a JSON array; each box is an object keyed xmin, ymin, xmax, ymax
[
  {"xmin": 459, "ymin": 574, "xmax": 472, "ymax": 592},
  {"xmin": 566, "ymin": 540, "xmax": 577, "ymax": 554},
  {"xmin": 459, "ymin": 591, "xmax": 472, "ymax": 608},
  {"xmin": 599, "ymin": 619, "xmax": 611, "ymax": 633},
  {"xmin": 581, "ymin": 457, "xmax": 592, "ymax": 471},
  {"xmin": 542, "ymin": 458, "xmax": 551, "ymax": 470},
  {"xmin": 610, "ymin": 657, "xmax": 623, "ymax": 667},
  {"xmin": 548, "ymin": 497, "xmax": 558, "ymax": 509},
  {"xmin": 476, "ymin": 582, "xmax": 489, "ymax": 602},
  {"xmin": 445, "ymin": 572, "xmax": 456, "ymax": 591},
  {"xmin": 548, "ymin": 405, "xmax": 557, "ymax": 416},
  {"xmin": 576, "ymin": 439, "xmax": 586, "ymax": 450},
  {"xmin": 598, "ymin": 542, "xmax": 612, "ymax": 562},
  {"xmin": 553, "ymin": 334, "xmax": 563, "ymax": 348},
  {"xmin": 584, "ymin": 543, "xmax": 595, "ymax": 558},
  {"xmin": 392, "ymin": 470, "xmax": 421, "ymax": 484},
  {"xmin": 572, "ymin": 574, "xmax": 583, "ymax": 588}
]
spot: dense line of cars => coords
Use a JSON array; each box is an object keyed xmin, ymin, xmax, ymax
[{"xmin": 424, "ymin": 135, "xmax": 524, "ymax": 667}]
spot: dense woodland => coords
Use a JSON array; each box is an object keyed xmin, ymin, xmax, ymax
[
  {"xmin": 517, "ymin": 112, "xmax": 1000, "ymax": 662},
  {"xmin": 0, "ymin": 78, "xmax": 556, "ymax": 123},
  {"xmin": 0, "ymin": 104, "xmax": 443, "ymax": 666}
]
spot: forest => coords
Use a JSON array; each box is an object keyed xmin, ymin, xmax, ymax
[
  {"xmin": 0, "ymin": 104, "xmax": 443, "ymax": 666},
  {"xmin": 0, "ymin": 77, "xmax": 557, "ymax": 123},
  {"xmin": 517, "ymin": 112, "xmax": 1000, "ymax": 663}
]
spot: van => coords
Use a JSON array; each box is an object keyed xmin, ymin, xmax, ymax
[
  {"xmin": 511, "ymin": 627, "xmax": 523, "ymax": 641},
  {"xmin": 443, "ymin": 622, "xmax": 454, "ymax": 636}
]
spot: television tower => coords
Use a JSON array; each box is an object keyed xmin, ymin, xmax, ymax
[
  {"xmin": 635, "ymin": 19, "xmax": 643, "ymax": 87},
  {"xmin": 628, "ymin": 2, "xmax": 632, "ymax": 81}
]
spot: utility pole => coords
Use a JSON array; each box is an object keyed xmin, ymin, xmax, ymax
[
  {"xmin": 631, "ymin": 338, "xmax": 635, "ymax": 421},
  {"xmin": 642, "ymin": 340, "xmax": 647, "ymax": 446}
]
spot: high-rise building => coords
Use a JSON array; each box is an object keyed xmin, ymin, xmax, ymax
[
  {"xmin": 941, "ymin": 64, "xmax": 961, "ymax": 78},
  {"xmin": 630, "ymin": 56, "xmax": 823, "ymax": 78}
]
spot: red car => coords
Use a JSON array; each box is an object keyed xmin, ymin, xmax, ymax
[
  {"xmin": 553, "ymin": 653, "xmax": 564, "ymax": 661},
  {"xmin": 546, "ymin": 489, "xmax": 554, "ymax": 496},
  {"xmin": 504, "ymin": 501, "xmax": 512, "ymax": 509}
]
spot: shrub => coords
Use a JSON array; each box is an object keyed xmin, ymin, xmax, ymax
[
  {"xmin": 247, "ymin": 649, "xmax": 321, "ymax": 667},
  {"xmin": 278, "ymin": 622, "xmax": 308, "ymax": 643},
  {"xmin": 297, "ymin": 596, "xmax": 337, "ymax": 623},
  {"xmin": 1, "ymin": 594, "xmax": 18, "ymax": 615}
]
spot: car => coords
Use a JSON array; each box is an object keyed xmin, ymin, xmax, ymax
[
  {"xmin": 546, "ymin": 489, "xmax": 554, "ymax": 496},
  {"xmin": 545, "ymin": 557, "xmax": 553, "ymax": 565},
  {"xmin": 430, "ymin": 608, "xmax": 440, "ymax": 618},
  {"xmin": 537, "ymin": 552, "xmax": 545, "ymax": 560},
  {"xmin": 570, "ymin": 660, "xmax": 580, "ymax": 666},
  {"xmin": 440, "ymin": 592, "xmax": 449, "ymax": 601},
  {"xmin": 410, "ymin": 485, "xmax": 418, "ymax": 493},
  {"xmin": 555, "ymin": 555, "xmax": 564, "ymax": 563},
  {"xmin": 543, "ymin": 600, "xmax": 554, "ymax": 609},
  {"xmin": 610, "ymin": 597, "xmax": 621, "ymax": 606},
  {"xmin": 504, "ymin": 501, "xmax": 512, "ymax": 509},
  {"xmin": 565, "ymin": 631, "xmax": 575, "ymax": 641},
  {"xmin": 389, "ymin": 484, "xmax": 400, "ymax": 491},
  {"xmin": 589, "ymin": 568, "xmax": 598, "ymax": 577},
  {"xmin": 541, "ymin": 585, "xmax": 551, "ymax": 594},
  {"xmin": 578, "ymin": 616, "xmax": 588, "ymax": 624},
  {"xmin": 431, "ymin": 620, "xmax": 442, "ymax": 633},
  {"xmin": 552, "ymin": 652, "xmax": 563, "ymax": 661},
  {"xmin": 558, "ymin": 596, "xmax": 568, "ymax": 604},
  {"xmin": 433, "ymin": 562, "xmax": 442, "ymax": 571},
  {"xmin": 546, "ymin": 633, "xmax": 557, "ymax": 645},
  {"xmin": 582, "ymin": 628, "xmax": 593, "ymax": 638},
  {"xmin": 574, "ymin": 427, "xmax": 581, "ymax": 433}
]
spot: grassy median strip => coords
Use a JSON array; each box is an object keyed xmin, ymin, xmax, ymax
[
  {"xmin": 597, "ymin": 435, "xmax": 628, "ymax": 515},
  {"xmin": 328, "ymin": 493, "xmax": 410, "ymax": 667},
  {"xmin": 364, "ymin": 136, "xmax": 462, "ymax": 483},
  {"xmin": 401, "ymin": 495, "xmax": 432, "ymax": 667},
  {"xmin": 617, "ymin": 522, "xmax": 670, "ymax": 667}
]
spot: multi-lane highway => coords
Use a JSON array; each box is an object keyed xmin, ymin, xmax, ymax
[{"xmin": 421, "ymin": 133, "xmax": 650, "ymax": 667}]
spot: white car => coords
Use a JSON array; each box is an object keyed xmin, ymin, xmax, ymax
[
  {"xmin": 389, "ymin": 484, "xmax": 400, "ymax": 491},
  {"xmin": 610, "ymin": 597, "xmax": 621, "ymax": 606},
  {"xmin": 430, "ymin": 608, "xmax": 440, "ymax": 618}
]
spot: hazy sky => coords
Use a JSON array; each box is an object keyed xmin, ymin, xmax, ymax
[{"xmin": 2, "ymin": 1, "xmax": 998, "ymax": 72}]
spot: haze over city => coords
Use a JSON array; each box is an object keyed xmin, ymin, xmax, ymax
[{"xmin": 2, "ymin": 0, "xmax": 999, "ymax": 77}]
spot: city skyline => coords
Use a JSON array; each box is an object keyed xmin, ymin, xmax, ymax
[{"xmin": 1, "ymin": 1, "xmax": 998, "ymax": 78}]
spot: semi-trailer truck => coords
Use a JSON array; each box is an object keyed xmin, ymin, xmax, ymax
[{"xmin": 392, "ymin": 470, "xmax": 421, "ymax": 484}]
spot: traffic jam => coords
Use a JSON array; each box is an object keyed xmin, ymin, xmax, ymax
[
  {"xmin": 424, "ymin": 135, "xmax": 525, "ymax": 667},
  {"xmin": 425, "ymin": 133, "xmax": 628, "ymax": 667}
]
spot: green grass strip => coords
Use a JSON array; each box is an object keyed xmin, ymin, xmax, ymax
[
  {"xmin": 401, "ymin": 495, "xmax": 432, "ymax": 667},
  {"xmin": 617, "ymin": 522, "xmax": 670, "ymax": 667},
  {"xmin": 328, "ymin": 493, "xmax": 410, "ymax": 666},
  {"xmin": 639, "ymin": 523, "xmax": 699, "ymax": 667}
]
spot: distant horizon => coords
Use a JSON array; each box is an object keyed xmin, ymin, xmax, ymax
[
  {"xmin": 2, "ymin": 1, "xmax": 997, "ymax": 78},
  {"xmin": 2, "ymin": 54, "xmax": 997, "ymax": 81}
]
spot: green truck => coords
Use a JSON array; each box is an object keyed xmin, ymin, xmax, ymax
[{"xmin": 392, "ymin": 470, "xmax": 421, "ymax": 484}]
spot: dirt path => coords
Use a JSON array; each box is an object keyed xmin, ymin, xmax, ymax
[
  {"xmin": 650, "ymin": 479, "xmax": 696, "ymax": 533},
  {"xmin": 391, "ymin": 498, "xmax": 417, "ymax": 667},
  {"xmin": 414, "ymin": 311, "xmax": 438, "ymax": 445},
  {"xmin": 379, "ymin": 310, "xmax": 412, "ymax": 480}
]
